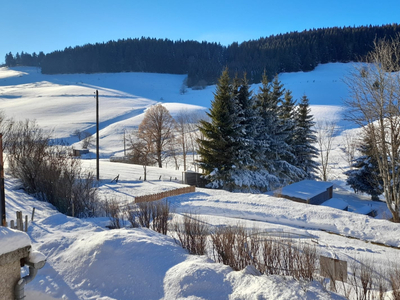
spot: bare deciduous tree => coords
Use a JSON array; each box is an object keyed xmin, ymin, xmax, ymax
[
  {"xmin": 175, "ymin": 110, "xmax": 202, "ymax": 171},
  {"xmin": 138, "ymin": 104, "xmax": 176, "ymax": 168},
  {"xmin": 341, "ymin": 130, "xmax": 359, "ymax": 170},
  {"xmin": 316, "ymin": 120, "xmax": 337, "ymax": 181},
  {"xmin": 344, "ymin": 35, "xmax": 400, "ymax": 222},
  {"xmin": 128, "ymin": 129, "xmax": 155, "ymax": 181}
]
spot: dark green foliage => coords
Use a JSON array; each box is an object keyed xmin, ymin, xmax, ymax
[
  {"xmin": 293, "ymin": 95, "xmax": 319, "ymax": 177},
  {"xmin": 198, "ymin": 70, "xmax": 314, "ymax": 191},
  {"xmin": 197, "ymin": 68, "xmax": 238, "ymax": 184},
  {"xmin": 345, "ymin": 134, "xmax": 383, "ymax": 200},
  {"xmin": 6, "ymin": 24, "xmax": 400, "ymax": 87}
]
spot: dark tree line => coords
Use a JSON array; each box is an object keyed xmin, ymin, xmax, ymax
[
  {"xmin": 5, "ymin": 24, "xmax": 400, "ymax": 87},
  {"xmin": 5, "ymin": 51, "xmax": 45, "ymax": 67}
]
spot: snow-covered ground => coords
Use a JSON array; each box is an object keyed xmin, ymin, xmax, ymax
[{"xmin": 1, "ymin": 64, "xmax": 398, "ymax": 300}]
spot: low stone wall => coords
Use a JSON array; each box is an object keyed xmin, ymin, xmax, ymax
[{"xmin": 0, "ymin": 246, "xmax": 31, "ymax": 300}]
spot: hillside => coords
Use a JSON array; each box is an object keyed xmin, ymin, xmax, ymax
[
  {"xmin": 2, "ymin": 63, "xmax": 399, "ymax": 299},
  {"xmin": 0, "ymin": 62, "xmax": 352, "ymax": 156}
]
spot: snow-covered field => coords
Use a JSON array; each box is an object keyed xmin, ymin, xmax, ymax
[{"xmin": 1, "ymin": 64, "xmax": 399, "ymax": 300}]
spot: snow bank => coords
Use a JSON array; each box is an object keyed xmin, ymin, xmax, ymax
[{"xmin": 0, "ymin": 227, "xmax": 31, "ymax": 256}]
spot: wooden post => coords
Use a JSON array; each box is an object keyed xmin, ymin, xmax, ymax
[
  {"xmin": 25, "ymin": 215, "xmax": 28, "ymax": 232},
  {"xmin": 0, "ymin": 134, "xmax": 5, "ymax": 226},
  {"xmin": 17, "ymin": 211, "xmax": 23, "ymax": 231},
  {"xmin": 31, "ymin": 207, "xmax": 36, "ymax": 222},
  {"xmin": 96, "ymin": 90, "xmax": 100, "ymax": 181}
]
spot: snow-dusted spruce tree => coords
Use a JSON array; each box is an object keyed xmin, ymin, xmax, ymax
[
  {"xmin": 344, "ymin": 132, "xmax": 383, "ymax": 200},
  {"xmin": 344, "ymin": 35, "xmax": 400, "ymax": 222},
  {"xmin": 225, "ymin": 74, "xmax": 278, "ymax": 191},
  {"xmin": 278, "ymin": 90, "xmax": 297, "ymax": 166},
  {"xmin": 255, "ymin": 73, "xmax": 305, "ymax": 186},
  {"xmin": 197, "ymin": 68, "xmax": 240, "ymax": 189},
  {"xmin": 293, "ymin": 95, "xmax": 319, "ymax": 178}
]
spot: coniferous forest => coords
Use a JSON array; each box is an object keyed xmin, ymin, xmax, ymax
[{"xmin": 4, "ymin": 24, "xmax": 400, "ymax": 87}]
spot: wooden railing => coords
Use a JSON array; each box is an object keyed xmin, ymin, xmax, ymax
[{"xmin": 135, "ymin": 186, "xmax": 195, "ymax": 203}]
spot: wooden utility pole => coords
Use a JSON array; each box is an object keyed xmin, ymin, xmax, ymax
[
  {"xmin": 0, "ymin": 134, "xmax": 6, "ymax": 226},
  {"xmin": 124, "ymin": 129, "xmax": 126, "ymax": 156},
  {"xmin": 96, "ymin": 90, "xmax": 100, "ymax": 181}
]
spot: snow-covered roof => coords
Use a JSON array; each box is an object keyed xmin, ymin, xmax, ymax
[
  {"xmin": 278, "ymin": 180, "xmax": 333, "ymax": 200},
  {"xmin": 0, "ymin": 227, "xmax": 31, "ymax": 256},
  {"xmin": 354, "ymin": 205, "xmax": 374, "ymax": 215},
  {"xmin": 321, "ymin": 198, "xmax": 348, "ymax": 210}
]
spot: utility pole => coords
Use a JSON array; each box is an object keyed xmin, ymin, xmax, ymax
[
  {"xmin": 96, "ymin": 90, "xmax": 100, "ymax": 181},
  {"xmin": 124, "ymin": 129, "xmax": 126, "ymax": 156},
  {"xmin": 0, "ymin": 134, "xmax": 6, "ymax": 226}
]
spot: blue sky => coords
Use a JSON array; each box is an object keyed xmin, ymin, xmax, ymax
[{"xmin": 1, "ymin": 0, "xmax": 399, "ymax": 64}]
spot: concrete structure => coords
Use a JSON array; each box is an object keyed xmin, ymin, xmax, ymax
[
  {"xmin": 0, "ymin": 246, "xmax": 31, "ymax": 300},
  {"xmin": 277, "ymin": 180, "xmax": 334, "ymax": 205},
  {"xmin": 0, "ymin": 227, "xmax": 31, "ymax": 300},
  {"xmin": 0, "ymin": 227, "xmax": 46, "ymax": 300}
]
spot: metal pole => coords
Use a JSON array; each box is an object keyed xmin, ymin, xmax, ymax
[
  {"xmin": 96, "ymin": 90, "xmax": 99, "ymax": 181},
  {"xmin": 0, "ymin": 134, "xmax": 6, "ymax": 226}
]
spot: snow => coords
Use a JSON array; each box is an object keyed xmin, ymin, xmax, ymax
[
  {"xmin": 277, "ymin": 180, "xmax": 333, "ymax": 200},
  {"xmin": 321, "ymin": 198, "xmax": 349, "ymax": 210},
  {"xmin": 28, "ymin": 250, "xmax": 46, "ymax": 265},
  {"xmin": 0, "ymin": 227, "xmax": 31, "ymax": 256},
  {"xmin": 0, "ymin": 63, "xmax": 398, "ymax": 299}
]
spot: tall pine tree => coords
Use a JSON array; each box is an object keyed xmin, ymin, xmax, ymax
[
  {"xmin": 197, "ymin": 69, "xmax": 239, "ymax": 189},
  {"xmin": 293, "ymin": 95, "xmax": 318, "ymax": 178},
  {"xmin": 255, "ymin": 73, "xmax": 305, "ymax": 186}
]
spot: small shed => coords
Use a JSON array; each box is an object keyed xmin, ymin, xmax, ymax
[
  {"xmin": 72, "ymin": 149, "xmax": 89, "ymax": 157},
  {"xmin": 182, "ymin": 171, "xmax": 209, "ymax": 188},
  {"xmin": 277, "ymin": 180, "xmax": 334, "ymax": 205}
]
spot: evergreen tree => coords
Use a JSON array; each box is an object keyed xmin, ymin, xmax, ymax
[
  {"xmin": 255, "ymin": 73, "xmax": 305, "ymax": 185},
  {"xmin": 233, "ymin": 74, "xmax": 258, "ymax": 167},
  {"xmin": 344, "ymin": 133, "xmax": 383, "ymax": 200},
  {"xmin": 197, "ymin": 69, "xmax": 239, "ymax": 189},
  {"xmin": 5, "ymin": 52, "xmax": 15, "ymax": 67},
  {"xmin": 279, "ymin": 90, "xmax": 297, "ymax": 165},
  {"xmin": 293, "ymin": 95, "xmax": 319, "ymax": 178}
]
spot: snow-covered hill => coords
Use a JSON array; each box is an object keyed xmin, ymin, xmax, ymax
[
  {"xmin": 0, "ymin": 63, "xmax": 353, "ymax": 157},
  {"xmin": 2, "ymin": 63, "xmax": 398, "ymax": 300}
]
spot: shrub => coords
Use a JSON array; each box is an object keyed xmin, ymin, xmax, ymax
[
  {"xmin": 6, "ymin": 119, "xmax": 100, "ymax": 217},
  {"xmin": 173, "ymin": 214, "xmax": 209, "ymax": 255},
  {"xmin": 104, "ymin": 197, "xmax": 126, "ymax": 229},
  {"xmin": 131, "ymin": 199, "xmax": 170, "ymax": 234}
]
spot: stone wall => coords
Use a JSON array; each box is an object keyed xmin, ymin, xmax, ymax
[{"xmin": 0, "ymin": 246, "xmax": 30, "ymax": 300}]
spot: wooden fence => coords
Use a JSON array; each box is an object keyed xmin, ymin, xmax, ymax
[
  {"xmin": 135, "ymin": 186, "xmax": 195, "ymax": 203},
  {"xmin": 3, "ymin": 211, "xmax": 30, "ymax": 232}
]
